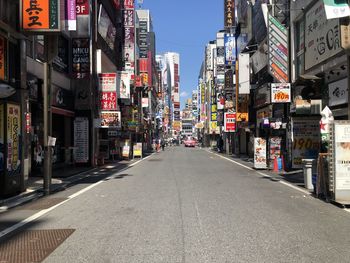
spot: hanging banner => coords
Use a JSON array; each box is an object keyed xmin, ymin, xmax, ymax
[
  {"xmin": 74, "ymin": 117, "xmax": 89, "ymax": 163},
  {"xmin": 271, "ymin": 83, "xmax": 291, "ymax": 103},
  {"xmin": 224, "ymin": 33, "xmax": 236, "ymax": 65},
  {"xmin": 7, "ymin": 104, "xmax": 21, "ymax": 173},
  {"xmin": 224, "ymin": 0, "xmax": 235, "ymax": 29},
  {"xmin": 254, "ymin": 138, "xmax": 267, "ymax": 169},
  {"xmin": 21, "ymin": 0, "xmax": 60, "ymax": 32},
  {"xmin": 323, "ymin": 0, "xmax": 350, "ymax": 20},
  {"xmin": 238, "ymin": 53, "xmax": 250, "ymax": 94},
  {"xmin": 268, "ymin": 14, "xmax": 289, "ymax": 83},
  {"xmin": 0, "ymin": 36, "xmax": 6, "ymax": 81}
]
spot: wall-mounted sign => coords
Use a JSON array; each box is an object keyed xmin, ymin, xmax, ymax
[
  {"xmin": 67, "ymin": 0, "xmax": 77, "ymax": 30},
  {"xmin": 271, "ymin": 83, "xmax": 291, "ymax": 103},
  {"xmin": 117, "ymin": 71, "xmax": 130, "ymax": 99},
  {"xmin": 100, "ymin": 111, "xmax": 121, "ymax": 128},
  {"xmin": 323, "ymin": 0, "xmax": 350, "ymax": 20},
  {"xmin": 21, "ymin": 0, "xmax": 60, "ymax": 32},
  {"xmin": 305, "ymin": 0, "xmax": 342, "ymax": 70},
  {"xmin": 268, "ymin": 14, "xmax": 289, "ymax": 83},
  {"xmin": 72, "ymin": 38, "xmax": 90, "ymax": 79},
  {"xmin": 224, "ymin": 0, "xmax": 235, "ymax": 28},
  {"xmin": 238, "ymin": 53, "xmax": 250, "ymax": 94},
  {"xmin": 99, "ymin": 73, "xmax": 117, "ymax": 110},
  {"xmin": 225, "ymin": 33, "xmax": 236, "ymax": 65},
  {"xmin": 328, "ymin": 78, "xmax": 348, "ymax": 106},
  {"xmin": 224, "ymin": 112, "xmax": 236, "ymax": 132}
]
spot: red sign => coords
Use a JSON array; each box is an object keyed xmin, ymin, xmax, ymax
[
  {"xmin": 224, "ymin": 112, "xmax": 236, "ymax": 132},
  {"xmin": 76, "ymin": 0, "xmax": 89, "ymax": 15},
  {"xmin": 100, "ymin": 92, "xmax": 117, "ymax": 110},
  {"xmin": 139, "ymin": 58, "xmax": 148, "ymax": 72},
  {"xmin": 124, "ymin": 0, "xmax": 134, "ymax": 9}
]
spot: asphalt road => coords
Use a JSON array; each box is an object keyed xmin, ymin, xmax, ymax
[{"xmin": 2, "ymin": 146, "xmax": 350, "ymax": 263}]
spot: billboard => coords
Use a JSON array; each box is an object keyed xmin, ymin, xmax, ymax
[
  {"xmin": 268, "ymin": 14, "xmax": 289, "ymax": 83},
  {"xmin": 21, "ymin": 0, "xmax": 60, "ymax": 32},
  {"xmin": 117, "ymin": 71, "xmax": 130, "ymax": 99},
  {"xmin": 224, "ymin": 112, "xmax": 236, "ymax": 132},
  {"xmin": 72, "ymin": 38, "xmax": 90, "ymax": 79}
]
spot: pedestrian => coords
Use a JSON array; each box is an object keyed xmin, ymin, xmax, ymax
[
  {"xmin": 161, "ymin": 138, "xmax": 165, "ymax": 151},
  {"xmin": 217, "ymin": 136, "xmax": 223, "ymax": 153}
]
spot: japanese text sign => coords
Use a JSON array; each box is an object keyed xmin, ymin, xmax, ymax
[
  {"xmin": 271, "ymin": 83, "xmax": 291, "ymax": 103},
  {"xmin": 21, "ymin": 0, "xmax": 60, "ymax": 32},
  {"xmin": 224, "ymin": 112, "xmax": 236, "ymax": 132},
  {"xmin": 224, "ymin": 0, "xmax": 235, "ymax": 28}
]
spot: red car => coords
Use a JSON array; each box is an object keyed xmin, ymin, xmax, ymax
[{"xmin": 184, "ymin": 137, "xmax": 196, "ymax": 147}]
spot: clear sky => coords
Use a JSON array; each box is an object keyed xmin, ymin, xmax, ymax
[{"xmin": 141, "ymin": 0, "xmax": 224, "ymax": 108}]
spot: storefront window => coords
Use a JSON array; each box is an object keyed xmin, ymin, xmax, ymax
[{"xmin": 0, "ymin": 0, "xmax": 18, "ymax": 29}]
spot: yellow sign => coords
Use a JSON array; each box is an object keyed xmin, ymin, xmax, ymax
[
  {"xmin": 7, "ymin": 104, "xmax": 21, "ymax": 172},
  {"xmin": 133, "ymin": 143, "xmax": 142, "ymax": 158},
  {"xmin": 237, "ymin": 112, "xmax": 249, "ymax": 122}
]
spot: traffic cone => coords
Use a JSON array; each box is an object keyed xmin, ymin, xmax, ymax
[{"xmin": 273, "ymin": 157, "xmax": 278, "ymax": 172}]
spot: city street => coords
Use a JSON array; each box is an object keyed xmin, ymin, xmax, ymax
[{"xmin": 1, "ymin": 147, "xmax": 350, "ymax": 262}]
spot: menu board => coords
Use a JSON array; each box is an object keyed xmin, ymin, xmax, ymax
[
  {"xmin": 269, "ymin": 137, "xmax": 282, "ymax": 169},
  {"xmin": 74, "ymin": 117, "xmax": 89, "ymax": 163},
  {"xmin": 254, "ymin": 137, "xmax": 267, "ymax": 169}
]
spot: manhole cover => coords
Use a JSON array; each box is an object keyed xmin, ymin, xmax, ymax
[
  {"xmin": 0, "ymin": 229, "xmax": 75, "ymax": 263},
  {"xmin": 18, "ymin": 198, "xmax": 67, "ymax": 210}
]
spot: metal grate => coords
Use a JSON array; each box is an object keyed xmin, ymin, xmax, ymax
[
  {"xmin": 0, "ymin": 229, "xmax": 75, "ymax": 263},
  {"xmin": 17, "ymin": 198, "xmax": 67, "ymax": 210}
]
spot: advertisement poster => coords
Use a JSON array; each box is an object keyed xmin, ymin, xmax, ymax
[
  {"xmin": 7, "ymin": 104, "xmax": 21, "ymax": 173},
  {"xmin": 292, "ymin": 118, "xmax": 320, "ymax": 168},
  {"xmin": 117, "ymin": 71, "xmax": 130, "ymax": 99},
  {"xmin": 99, "ymin": 73, "xmax": 117, "ymax": 110},
  {"xmin": 271, "ymin": 83, "xmax": 291, "ymax": 103},
  {"xmin": 21, "ymin": 0, "xmax": 60, "ymax": 31},
  {"xmin": 224, "ymin": 112, "xmax": 236, "ymax": 132},
  {"xmin": 74, "ymin": 117, "xmax": 89, "ymax": 163},
  {"xmin": 269, "ymin": 137, "xmax": 282, "ymax": 168},
  {"xmin": 100, "ymin": 111, "xmax": 121, "ymax": 128},
  {"xmin": 122, "ymin": 145, "xmax": 130, "ymax": 158},
  {"xmin": 254, "ymin": 137, "xmax": 267, "ymax": 169},
  {"xmin": 0, "ymin": 36, "xmax": 6, "ymax": 81},
  {"xmin": 333, "ymin": 122, "xmax": 350, "ymax": 190},
  {"xmin": 98, "ymin": 5, "xmax": 116, "ymax": 50}
]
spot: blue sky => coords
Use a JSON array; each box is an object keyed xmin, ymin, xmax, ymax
[{"xmin": 141, "ymin": 0, "xmax": 223, "ymax": 108}]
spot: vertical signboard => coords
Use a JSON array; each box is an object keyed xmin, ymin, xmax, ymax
[
  {"xmin": 76, "ymin": 0, "xmax": 90, "ymax": 36},
  {"xmin": 139, "ymin": 20, "xmax": 148, "ymax": 59},
  {"xmin": 238, "ymin": 53, "xmax": 250, "ymax": 94},
  {"xmin": 123, "ymin": 0, "xmax": 135, "ymax": 77},
  {"xmin": 224, "ymin": 112, "xmax": 236, "ymax": 132},
  {"xmin": 74, "ymin": 117, "xmax": 89, "ymax": 163},
  {"xmin": 21, "ymin": 0, "xmax": 60, "ymax": 32},
  {"xmin": 330, "ymin": 121, "xmax": 350, "ymax": 204},
  {"xmin": 6, "ymin": 104, "xmax": 21, "ymax": 173},
  {"xmin": 224, "ymin": 0, "xmax": 235, "ymax": 29},
  {"xmin": 268, "ymin": 14, "xmax": 289, "ymax": 83},
  {"xmin": 67, "ymin": 0, "xmax": 77, "ymax": 30},
  {"xmin": 291, "ymin": 118, "xmax": 320, "ymax": 168},
  {"xmin": 0, "ymin": 36, "xmax": 7, "ymax": 81},
  {"xmin": 99, "ymin": 73, "xmax": 117, "ymax": 110},
  {"xmin": 117, "ymin": 71, "xmax": 130, "ymax": 99},
  {"xmin": 305, "ymin": 0, "xmax": 342, "ymax": 70},
  {"xmin": 72, "ymin": 38, "xmax": 90, "ymax": 79},
  {"xmin": 254, "ymin": 138, "xmax": 267, "ymax": 169},
  {"xmin": 225, "ymin": 33, "xmax": 236, "ymax": 65},
  {"xmin": 271, "ymin": 83, "xmax": 291, "ymax": 103}
]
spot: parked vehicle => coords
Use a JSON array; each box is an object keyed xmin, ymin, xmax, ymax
[{"xmin": 184, "ymin": 137, "xmax": 196, "ymax": 147}]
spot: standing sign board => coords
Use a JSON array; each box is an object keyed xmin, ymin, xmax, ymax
[
  {"xmin": 329, "ymin": 121, "xmax": 350, "ymax": 204},
  {"xmin": 224, "ymin": 112, "xmax": 236, "ymax": 132},
  {"xmin": 254, "ymin": 138, "xmax": 267, "ymax": 169}
]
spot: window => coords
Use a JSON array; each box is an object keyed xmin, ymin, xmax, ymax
[{"xmin": 295, "ymin": 18, "xmax": 305, "ymax": 77}]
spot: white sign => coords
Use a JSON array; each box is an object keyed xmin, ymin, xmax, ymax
[
  {"xmin": 333, "ymin": 122, "xmax": 350, "ymax": 191},
  {"xmin": 323, "ymin": 0, "xmax": 350, "ymax": 20},
  {"xmin": 328, "ymin": 78, "xmax": 348, "ymax": 106},
  {"xmin": 98, "ymin": 73, "xmax": 116, "ymax": 92},
  {"xmin": 254, "ymin": 138, "xmax": 267, "ymax": 169},
  {"xmin": 238, "ymin": 53, "xmax": 250, "ymax": 94},
  {"xmin": 305, "ymin": 0, "xmax": 342, "ymax": 70},
  {"xmin": 271, "ymin": 83, "xmax": 291, "ymax": 103},
  {"xmin": 142, "ymin": 97, "xmax": 149, "ymax": 108},
  {"xmin": 74, "ymin": 117, "xmax": 89, "ymax": 163}
]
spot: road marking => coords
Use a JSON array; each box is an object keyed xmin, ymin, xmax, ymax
[
  {"xmin": 207, "ymin": 150, "xmax": 311, "ymax": 196},
  {"xmin": 0, "ymin": 154, "xmax": 153, "ymax": 239}
]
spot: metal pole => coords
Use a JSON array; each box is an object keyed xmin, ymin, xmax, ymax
[{"xmin": 43, "ymin": 62, "xmax": 51, "ymax": 195}]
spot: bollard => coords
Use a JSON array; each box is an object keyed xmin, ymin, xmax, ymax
[{"xmin": 302, "ymin": 159, "xmax": 315, "ymax": 191}]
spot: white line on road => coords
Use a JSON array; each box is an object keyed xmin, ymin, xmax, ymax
[
  {"xmin": 207, "ymin": 150, "xmax": 311, "ymax": 196},
  {"xmin": 0, "ymin": 154, "xmax": 153, "ymax": 239}
]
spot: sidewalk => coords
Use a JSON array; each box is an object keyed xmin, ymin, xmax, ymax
[
  {"xmin": 0, "ymin": 157, "xmax": 140, "ymax": 212},
  {"xmin": 210, "ymin": 149, "xmax": 305, "ymax": 189}
]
